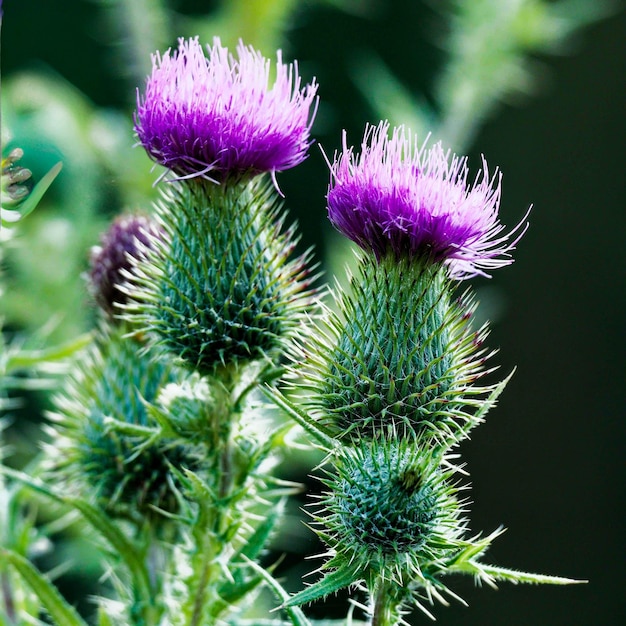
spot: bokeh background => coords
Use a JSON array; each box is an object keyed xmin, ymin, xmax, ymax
[{"xmin": 1, "ymin": 1, "xmax": 624, "ymax": 624}]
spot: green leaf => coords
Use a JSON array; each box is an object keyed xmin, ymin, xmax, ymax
[
  {"xmin": 101, "ymin": 415, "xmax": 160, "ymax": 438},
  {"xmin": 0, "ymin": 466, "xmax": 65, "ymax": 506},
  {"xmin": 1, "ymin": 547, "xmax": 88, "ymax": 626},
  {"xmin": 242, "ymin": 557, "xmax": 313, "ymax": 626},
  {"xmin": 216, "ymin": 502, "xmax": 285, "ymax": 608},
  {"xmin": 281, "ymin": 565, "xmax": 360, "ymax": 608},
  {"xmin": 236, "ymin": 501, "xmax": 283, "ymax": 562},
  {"xmin": 444, "ymin": 528, "xmax": 504, "ymax": 568},
  {"xmin": 0, "ymin": 467, "xmax": 152, "ymax": 603},
  {"xmin": 67, "ymin": 498, "xmax": 152, "ymax": 598},
  {"xmin": 213, "ymin": 573, "xmax": 265, "ymax": 617},
  {"xmin": 263, "ymin": 385, "xmax": 336, "ymax": 449},
  {"xmin": 246, "ymin": 421, "xmax": 294, "ymax": 476},
  {"xmin": 469, "ymin": 562, "xmax": 586, "ymax": 587},
  {"xmin": 4, "ymin": 332, "xmax": 92, "ymax": 373}
]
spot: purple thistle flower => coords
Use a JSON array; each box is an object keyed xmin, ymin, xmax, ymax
[
  {"xmin": 326, "ymin": 122, "xmax": 529, "ymax": 279},
  {"xmin": 135, "ymin": 37, "xmax": 318, "ymax": 183}
]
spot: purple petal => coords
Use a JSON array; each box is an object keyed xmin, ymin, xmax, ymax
[
  {"xmin": 135, "ymin": 37, "xmax": 318, "ymax": 180},
  {"xmin": 326, "ymin": 122, "xmax": 528, "ymax": 279}
]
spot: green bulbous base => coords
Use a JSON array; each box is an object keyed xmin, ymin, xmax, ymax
[
  {"xmin": 81, "ymin": 425, "xmax": 196, "ymax": 516},
  {"xmin": 315, "ymin": 438, "xmax": 465, "ymax": 587},
  {"xmin": 130, "ymin": 178, "xmax": 313, "ymax": 377},
  {"xmin": 332, "ymin": 445, "xmax": 439, "ymax": 554},
  {"xmin": 303, "ymin": 253, "xmax": 491, "ymax": 441}
]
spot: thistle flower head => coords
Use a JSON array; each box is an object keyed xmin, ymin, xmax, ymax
[
  {"xmin": 326, "ymin": 122, "xmax": 528, "ymax": 279},
  {"xmin": 47, "ymin": 328, "xmax": 200, "ymax": 521},
  {"xmin": 324, "ymin": 443, "xmax": 451, "ymax": 563},
  {"xmin": 88, "ymin": 214, "xmax": 163, "ymax": 318},
  {"xmin": 283, "ymin": 439, "xmax": 472, "ymax": 613},
  {"xmin": 135, "ymin": 37, "xmax": 318, "ymax": 182}
]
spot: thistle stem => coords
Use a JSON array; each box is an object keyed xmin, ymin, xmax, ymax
[
  {"xmin": 1, "ymin": 571, "xmax": 16, "ymax": 623},
  {"xmin": 187, "ymin": 379, "xmax": 238, "ymax": 626},
  {"xmin": 189, "ymin": 557, "xmax": 213, "ymax": 626},
  {"xmin": 371, "ymin": 586, "xmax": 386, "ymax": 626},
  {"xmin": 371, "ymin": 579, "xmax": 403, "ymax": 626}
]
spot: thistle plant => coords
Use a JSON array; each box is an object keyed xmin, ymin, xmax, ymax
[
  {"xmin": 276, "ymin": 122, "xmax": 581, "ymax": 622},
  {"xmin": 0, "ymin": 31, "xmax": 583, "ymax": 626},
  {"xmin": 8, "ymin": 36, "xmax": 320, "ymax": 626}
]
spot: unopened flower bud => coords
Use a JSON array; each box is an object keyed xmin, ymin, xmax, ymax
[
  {"xmin": 88, "ymin": 214, "xmax": 163, "ymax": 319},
  {"xmin": 48, "ymin": 328, "xmax": 199, "ymax": 521}
]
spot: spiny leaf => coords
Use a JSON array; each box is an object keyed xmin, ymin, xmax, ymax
[
  {"xmin": 234, "ymin": 500, "xmax": 284, "ymax": 563},
  {"xmin": 281, "ymin": 564, "xmax": 361, "ymax": 608},
  {"xmin": 263, "ymin": 385, "xmax": 336, "ymax": 449},
  {"xmin": 4, "ymin": 332, "xmax": 92, "ymax": 373},
  {"xmin": 67, "ymin": 498, "xmax": 152, "ymax": 598},
  {"xmin": 0, "ymin": 466, "xmax": 65, "ymax": 505},
  {"xmin": 242, "ymin": 557, "xmax": 313, "ymax": 626},
  {"xmin": 0, "ymin": 467, "xmax": 152, "ymax": 603},
  {"xmin": 215, "ymin": 502, "xmax": 286, "ymax": 608},
  {"xmin": 468, "ymin": 562, "xmax": 586, "ymax": 586},
  {"xmin": 1, "ymin": 547, "xmax": 88, "ymax": 626},
  {"xmin": 101, "ymin": 415, "xmax": 161, "ymax": 438}
]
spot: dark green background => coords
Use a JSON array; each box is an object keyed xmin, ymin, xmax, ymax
[{"xmin": 2, "ymin": 1, "xmax": 625, "ymax": 624}]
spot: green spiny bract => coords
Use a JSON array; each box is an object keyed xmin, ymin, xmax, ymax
[
  {"xmin": 47, "ymin": 325, "xmax": 202, "ymax": 522},
  {"xmin": 315, "ymin": 439, "xmax": 466, "ymax": 588},
  {"xmin": 296, "ymin": 253, "xmax": 495, "ymax": 443},
  {"xmin": 127, "ymin": 177, "xmax": 314, "ymax": 378},
  {"xmin": 284, "ymin": 437, "xmax": 503, "ymax": 617}
]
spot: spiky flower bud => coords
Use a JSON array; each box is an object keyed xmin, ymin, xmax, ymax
[
  {"xmin": 321, "ymin": 441, "xmax": 460, "ymax": 574},
  {"xmin": 48, "ymin": 327, "xmax": 200, "ymax": 521},
  {"xmin": 88, "ymin": 214, "xmax": 163, "ymax": 319},
  {"xmin": 135, "ymin": 37, "xmax": 318, "ymax": 181},
  {"xmin": 285, "ymin": 438, "xmax": 477, "ymax": 618},
  {"xmin": 129, "ymin": 178, "xmax": 314, "ymax": 377},
  {"xmin": 155, "ymin": 375, "xmax": 229, "ymax": 441}
]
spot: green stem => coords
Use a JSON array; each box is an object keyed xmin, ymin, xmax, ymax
[
  {"xmin": 189, "ymin": 557, "xmax": 213, "ymax": 626},
  {"xmin": 1, "ymin": 570, "xmax": 16, "ymax": 624},
  {"xmin": 371, "ymin": 584, "xmax": 388, "ymax": 626},
  {"xmin": 5, "ymin": 333, "xmax": 92, "ymax": 372},
  {"xmin": 217, "ymin": 381, "xmax": 236, "ymax": 502},
  {"xmin": 370, "ymin": 579, "xmax": 404, "ymax": 626},
  {"xmin": 219, "ymin": 437, "xmax": 233, "ymax": 500},
  {"xmin": 187, "ymin": 378, "xmax": 239, "ymax": 626}
]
